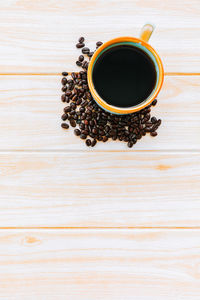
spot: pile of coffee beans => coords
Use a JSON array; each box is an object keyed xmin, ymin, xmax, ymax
[{"xmin": 60, "ymin": 37, "xmax": 161, "ymax": 147}]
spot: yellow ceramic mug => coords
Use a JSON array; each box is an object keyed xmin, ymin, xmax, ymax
[{"xmin": 88, "ymin": 24, "xmax": 164, "ymax": 114}]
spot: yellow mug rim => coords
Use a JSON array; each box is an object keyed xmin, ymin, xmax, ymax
[{"xmin": 87, "ymin": 36, "xmax": 164, "ymax": 114}]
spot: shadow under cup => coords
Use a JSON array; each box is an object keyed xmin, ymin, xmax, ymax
[{"xmin": 88, "ymin": 38, "xmax": 164, "ymax": 115}]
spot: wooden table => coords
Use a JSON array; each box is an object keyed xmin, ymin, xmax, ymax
[{"xmin": 0, "ymin": 0, "xmax": 200, "ymax": 298}]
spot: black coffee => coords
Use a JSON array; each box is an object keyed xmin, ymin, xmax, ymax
[{"xmin": 92, "ymin": 45, "xmax": 157, "ymax": 108}]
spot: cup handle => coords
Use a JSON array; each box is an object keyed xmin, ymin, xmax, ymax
[{"xmin": 140, "ymin": 24, "xmax": 155, "ymax": 42}]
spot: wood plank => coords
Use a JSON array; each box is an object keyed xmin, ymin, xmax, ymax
[
  {"xmin": 0, "ymin": 152, "xmax": 200, "ymax": 227},
  {"xmin": 0, "ymin": 75, "xmax": 200, "ymax": 150},
  {"xmin": 0, "ymin": 229, "xmax": 200, "ymax": 299},
  {"xmin": 0, "ymin": 0, "xmax": 200, "ymax": 73}
]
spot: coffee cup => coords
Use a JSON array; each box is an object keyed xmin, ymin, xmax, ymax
[{"xmin": 87, "ymin": 24, "xmax": 164, "ymax": 114}]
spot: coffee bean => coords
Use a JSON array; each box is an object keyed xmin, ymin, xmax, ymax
[
  {"xmin": 64, "ymin": 106, "xmax": 71, "ymax": 113},
  {"xmin": 78, "ymin": 55, "xmax": 84, "ymax": 62},
  {"xmin": 70, "ymin": 110, "xmax": 76, "ymax": 115},
  {"xmin": 128, "ymin": 141, "xmax": 134, "ymax": 148},
  {"xmin": 82, "ymin": 130, "xmax": 88, "ymax": 135},
  {"xmin": 61, "ymin": 94, "xmax": 66, "ymax": 102},
  {"xmin": 61, "ymin": 77, "xmax": 67, "ymax": 85},
  {"xmin": 88, "ymin": 52, "xmax": 94, "ymax": 57},
  {"xmin": 82, "ymin": 47, "xmax": 90, "ymax": 54},
  {"xmin": 152, "ymin": 99, "xmax": 157, "ymax": 106},
  {"xmin": 61, "ymin": 123, "xmax": 69, "ymax": 129},
  {"xmin": 86, "ymin": 139, "xmax": 91, "ymax": 146},
  {"xmin": 76, "ymin": 61, "xmax": 82, "ymax": 66},
  {"xmin": 76, "ymin": 99, "xmax": 82, "ymax": 105},
  {"xmin": 61, "ymin": 113, "xmax": 68, "ymax": 121},
  {"xmin": 80, "ymin": 133, "xmax": 87, "ymax": 139},
  {"xmin": 74, "ymin": 129, "xmax": 81, "ymax": 136},
  {"xmin": 66, "ymin": 91, "xmax": 72, "ymax": 97},
  {"xmin": 71, "ymin": 72, "xmax": 76, "ymax": 80},
  {"xmin": 150, "ymin": 131, "xmax": 157, "ymax": 137},
  {"xmin": 70, "ymin": 119, "xmax": 76, "ymax": 127},
  {"xmin": 76, "ymin": 43, "xmax": 85, "ymax": 48},
  {"xmin": 157, "ymin": 119, "xmax": 162, "ymax": 126},
  {"xmin": 79, "ymin": 37, "xmax": 85, "ymax": 43},
  {"xmin": 97, "ymin": 136, "xmax": 103, "ymax": 141},
  {"xmin": 151, "ymin": 117, "xmax": 157, "ymax": 123},
  {"xmin": 82, "ymin": 100, "xmax": 88, "ymax": 107},
  {"xmin": 91, "ymin": 139, "xmax": 97, "ymax": 147},
  {"xmin": 61, "ymin": 86, "xmax": 67, "ymax": 92},
  {"xmin": 92, "ymin": 128, "xmax": 98, "ymax": 134},
  {"xmin": 103, "ymin": 136, "xmax": 108, "ymax": 142},
  {"xmin": 62, "ymin": 72, "xmax": 68, "ymax": 76},
  {"xmin": 72, "ymin": 94, "xmax": 78, "ymax": 101},
  {"xmin": 84, "ymin": 120, "xmax": 89, "ymax": 125},
  {"xmin": 96, "ymin": 41, "xmax": 103, "ymax": 47}
]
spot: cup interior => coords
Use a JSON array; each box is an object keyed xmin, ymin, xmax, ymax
[{"xmin": 88, "ymin": 37, "xmax": 164, "ymax": 114}]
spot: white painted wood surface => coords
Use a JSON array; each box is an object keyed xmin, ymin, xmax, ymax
[
  {"xmin": 0, "ymin": 75, "xmax": 200, "ymax": 150},
  {"xmin": 0, "ymin": 0, "xmax": 200, "ymax": 73},
  {"xmin": 0, "ymin": 0, "xmax": 200, "ymax": 298},
  {"xmin": 0, "ymin": 229, "xmax": 200, "ymax": 300},
  {"xmin": 0, "ymin": 152, "xmax": 200, "ymax": 227}
]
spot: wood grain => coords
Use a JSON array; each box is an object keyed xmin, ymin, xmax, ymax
[
  {"xmin": 0, "ymin": 152, "xmax": 200, "ymax": 227},
  {"xmin": 0, "ymin": 0, "xmax": 200, "ymax": 73},
  {"xmin": 0, "ymin": 229, "xmax": 200, "ymax": 299},
  {"xmin": 0, "ymin": 75, "xmax": 200, "ymax": 150}
]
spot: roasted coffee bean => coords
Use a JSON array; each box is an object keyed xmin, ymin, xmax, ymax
[
  {"xmin": 83, "ymin": 84, "xmax": 88, "ymax": 90},
  {"xmin": 84, "ymin": 120, "xmax": 89, "ymax": 125},
  {"xmin": 70, "ymin": 119, "xmax": 76, "ymax": 127},
  {"xmin": 128, "ymin": 141, "xmax": 134, "ymax": 148},
  {"xmin": 82, "ymin": 47, "xmax": 90, "ymax": 54},
  {"xmin": 80, "ymin": 107, "xmax": 85, "ymax": 113},
  {"xmin": 61, "ymin": 123, "xmax": 69, "ymax": 129},
  {"xmin": 62, "ymin": 72, "xmax": 68, "ymax": 76},
  {"xmin": 66, "ymin": 91, "xmax": 72, "ymax": 97},
  {"xmin": 79, "ymin": 37, "xmax": 85, "ymax": 43},
  {"xmin": 152, "ymin": 99, "xmax": 157, "ymax": 106},
  {"xmin": 74, "ymin": 129, "xmax": 81, "ymax": 136},
  {"xmin": 96, "ymin": 41, "xmax": 103, "ymax": 47},
  {"xmin": 88, "ymin": 51, "xmax": 94, "ymax": 57},
  {"xmin": 80, "ymin": 133, "xmax": 87, "ymax": 139},
  {"xmin": 92, "ymin": 128, "xmax": 98, "ymax": 134},
  {"xmin": 64, "ymin": 106, "xmax": 71, "ymax": 113},
  {"xmin": 79, "ymin": 123, "xmax": 85, "ymax": 130},
  {"xmin": 78, "ymin": 55, "xmax": 84, "ymax": 62},
  {"xmin": 150, "ymin": 131, "xmax": 157, "ymax": 137},
  {"xmin": 70, "ymin": 110, "xmax": 76, "ymax": 115},
  {"xmin": 61, "ymin": 86, "xmax": 67, "ymax": 92},
  {"xmin": 61, "ymin": 94, "xmax": 66, "ymax": 102},
  {"xmin": 76, "ymin": 42, "xmax": 85, "ymax": 48},
  {"xmin": 82, "ymin": 130, "xmax": 88, "ymax": 135},
  {"xmin": 61, "ymin": 113, "xmax": 68, "ymax": 121},
  {"xmin": 72, "ymin": 94, "xmax": 78, "ymax": 101},
  {"xmin": 157, "ymin": 119, "xmax": 162, "ymax": 126},
  {"xmin": 81, "ymin": 100, "xmax": 88, "ymax": 107},
  {"xmin": 85, "ymin": 139, "xmax": 91, "ymax": 146},
  {"xmin": 151, "ymin": 117, "xmax": 157, "ymax": 123},
  {"xmin": 61, "ymin": 77, "xmax": 67, "ymax": 85},
  {"xmin": 65, "ymin": 96, "xmax": 70, "ymax": 103},
  {"xmin": 103, "ymin": 136, "xmax": 108, "ymax": 142},
  {"xmin": 76, "ymin": 60, "xmax": 82, "ymax": 66},
  {"xmin": 91, "ymin": 139, "xmax": 97, "ymax": 147},
  {"xmin": 71, "ymin": 72, "xmax": 76, "ymax": 80},
  {"xmin": 70, "ymin": 102, "xmax": 76, "ymax": 109}
]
